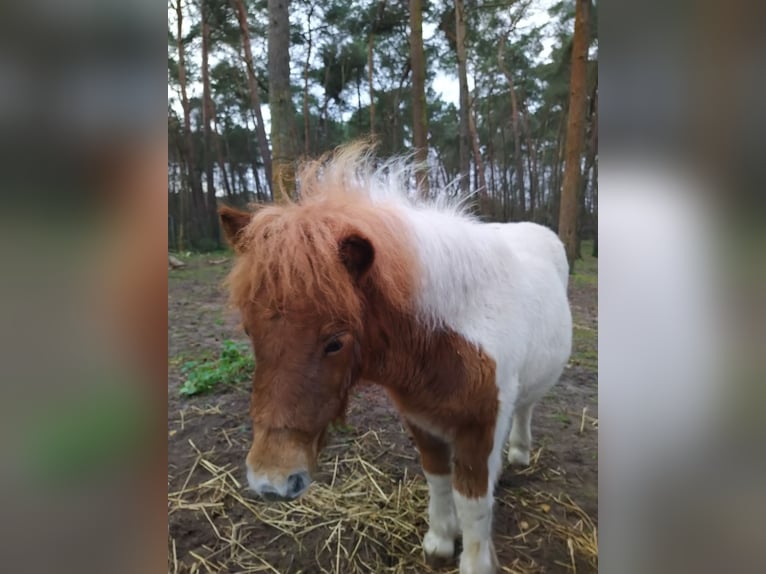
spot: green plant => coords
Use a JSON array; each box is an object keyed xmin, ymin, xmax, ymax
[
  {"xmin": 180, "ymin": 340, "xmax": 254, "ymax": 396},
  {"xmin": 555, "ymin": 412, "xmax": 572, "ymax": 425},
  {"xmin": 330, "ymin": 421, "xmax": 356, "ymax": 435}
]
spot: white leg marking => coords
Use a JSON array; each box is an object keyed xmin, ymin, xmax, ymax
[
  {"xmin": 508, "ymin": 403, "xmax": 534, "ymax": 466},
  {"xmin": 423, "ymin": 472, "xmax": 459, "ymax": 559},
  {"xmin": 454, "ymin": 491, "xmax": 498, "ymax": 574}
]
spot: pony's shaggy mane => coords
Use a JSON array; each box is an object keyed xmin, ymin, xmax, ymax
[{"xmin": 225, "ymin": 143, "xmax": 422, "ymax": 324}]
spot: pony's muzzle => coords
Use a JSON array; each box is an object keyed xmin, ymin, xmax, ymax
[{"xmin": 247, "ymin": 465, "xmax": 312, "ymax": 501}]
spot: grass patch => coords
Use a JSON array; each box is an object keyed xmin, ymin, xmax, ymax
[
  {"xmin": 554, "ymin": 412, "xmax": 572, "ymax": 426},
  {"xmin": 180, "ymin": 340, "xmax": 254, "ymax": 396},
  {"xmin": 168, "ymin": 250, "xmax": 234, "ymax": 282},
  {"xmin": 329, "ymin": 421, "xmax": 356, "ymax": 435},
  {"xmin": 571, "ymin": 325, "xmax": 598, "ymax": 370},
  {"xmin": 572, "ymin": 271, "xmax": 597, "ymax": 288},
  {"xmin": 571, "ymin": 239, "xmax": 598, "ymax": 287},
  {"xmin": 169, "ymin": 264, "xmax": 228, "ymax": 283}
]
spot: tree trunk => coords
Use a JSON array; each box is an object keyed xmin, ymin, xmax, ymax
[
  {"xmin": 521, "ymin": 105, "xmax": 539, "ymax": 220},
  {"xmin": 487, "ymin": 106, "xmax": 496, "ymax": 203},
  {"xmin": 237, "ymin": 168, "xmax": 248, "ymax": 203},
  {"xmin": 213, "ymin": 118, "xmax": 233, "ymax": 199},
  {"xmin": 409, "ymin": 0, "xmax": 429, "ymax": 196},
  {"xmin": 558, "ymin": 0, "xmax": 589, "ymax": 271},
  {"xmin": 497, "ymin": 35, "xmax": 526, "ymax": 218},
  {"xmin": 368, "ymin": 33, "xmax": 375, "ymax": 136},
  {"xmin": 485, "ymin": 84, "xmax": 497, "ymax": 207},
  {"xmin": 225, "ymin": 143, "xmax": 240, "ymax": 201},
  {"xmin": 201, "ymin": 0, "xmax": 220, "ymax": 247},
  {"xmin": 368, "ymin": 0, "xmax": 388, "ymax": 137},
  {"xmin": 468, "ymin": 93, "xmax": 487, "ymax": 208},
  {"xmin": 268, "ymin": 0, "xmax": 295, "ymax": 201},
  {"xmin": 391, "ymin": 61, "xmax": 411, "ymax": 153},
  {"xmin": 551, "ymin": 112, "xmax": 566, "ymax": 228},
  {"xmin": 320, "ymin": 64, "xmax": 331, "ymax": 142},
  {"xmin": 174, "ymin": 0, "xmax": 206, "ymax": 244},
  {"xmin": 246, "ymin": 108, "xmax": 266, "ymax": 201},
  {"xmin": 302, "ymin": 2, "xmax": 315, "ymax": 156},
  {"xmin": 356, "ymin": 75, "xmax": 363, "ymax": 130},
  {"xmin": 499, "ymin": 121, "xmax": 510, "ymax": 220},
  {"xmin": 454, "ymin": 0, "xmax": 470, "ymax": 195},
  {"xmin": 232, "ymin": 0, "xmax": 274, "ymax": 196},
  {"xmin": 576, "ymin": 79, "xmax": 598, "ymax": 259},
  {"xmin": 170, "ymin": 146, "xmax": 185, "ymax": 252}
]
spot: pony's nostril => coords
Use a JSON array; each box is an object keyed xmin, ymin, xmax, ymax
[
  {"xmin": 286, "ymin": 471, "xmax": 310, "ymax": 498},
  {"xmin": 257, "ymin": 483, "xmax": 281, "ymax": 500}
]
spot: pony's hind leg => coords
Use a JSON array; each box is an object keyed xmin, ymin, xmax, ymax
[
  {"xmin": 507, "ymin": 402, "xmax": 534, "ymax": 466},
  {"xmin": 406, "ymin": 421, "xmax": 459, "ymax": 565}
]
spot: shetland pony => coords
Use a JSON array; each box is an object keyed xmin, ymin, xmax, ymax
[{"xmin": 219, "ymin": 145, "xmax": 572, "ymax": 574}]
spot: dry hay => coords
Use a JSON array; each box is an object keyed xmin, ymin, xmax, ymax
[{"xmin": 168, "ymin": 431, "xmax": 597, "ymax": 574}]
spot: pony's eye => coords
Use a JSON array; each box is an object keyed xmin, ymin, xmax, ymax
[{"xmin": 324, "ymin": 339, "xmax": 343, "ymax": 355}]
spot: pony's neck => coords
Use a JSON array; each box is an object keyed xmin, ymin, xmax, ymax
[
  {"xmin": 357, "ymin": 292, "xmax": 496, "ymax": 433},
  {"xmin": 358, "ymin": 289, "xmax": 460, "ymax": 396}
]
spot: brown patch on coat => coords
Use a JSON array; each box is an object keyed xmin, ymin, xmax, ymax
[
  {"xmin": 405, "ymin": 421, "xmax": 452, "ymax": 476},
  {"xmin": 363, "ymin": 289, "xmax": 499, "ymax": 498}
]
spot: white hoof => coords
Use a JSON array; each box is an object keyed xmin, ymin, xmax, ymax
[
  {"xmin": 507, "ymin": 445, "xmax": 530, "ymax": 466},
  {"xmin": 423, "ymin": 529, "xmax": 456, "ymax": 562},
  {"xmin": 459, "ymin": 541, "xmax": 498, "ymax": 574}
]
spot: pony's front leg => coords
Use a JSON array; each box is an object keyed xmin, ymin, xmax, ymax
[
  {"xmin": 452, "ymin": 430, "xmax": 499, "ymax": 574},
  {"xmin": 406, "ymin": 422, "xmax": 459, "ymax": 565}
]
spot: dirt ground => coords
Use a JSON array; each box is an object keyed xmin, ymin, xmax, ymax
[{"xmin": 168, "ymin": 246, "xmax": 598, "ymax": 574}]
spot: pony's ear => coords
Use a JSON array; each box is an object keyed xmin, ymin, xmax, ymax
[
  {"xmin": 339, "ymin": 234, "xmax": 374, "ymax": 280},
  {"xmin": 218, "ymin": 205, "xmax": 253, "ymax": 253}
]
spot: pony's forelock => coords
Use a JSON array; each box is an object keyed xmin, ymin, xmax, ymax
[{"xmin": 225, "ymin": 143, "xmax": 421, "ymax": 325}]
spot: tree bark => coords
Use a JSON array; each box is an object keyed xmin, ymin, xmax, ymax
[
  {"xmin": 391, "ymin": 60, "xmax": 411, "ymax": 153},
  {"xmin": 454, "ymin": 0, "xmax": 470, "ymax": 195},
  {"xmin": 302, "ymin": 2, "xmax": 315, "ymax": 156},
  {"xmin": 232, "ymin": 0, "xmax": 273, "ymax": 196},
  {"xmin": 201, "ymin": 0, "xmax": 220, "ymax": 247},
  {"xmin": 174, "ymin": 0, "xmax": 206, "ymax": 244},
  {"xmin": 576, "ymin": 79, "xmax": 598, "ymax": 259},
  {"xmin": 521, "ymin": 104, "xmax": 539, "ymax": 220},
  {"xmin": 246, "ymin": 108, "xmax": 266, "ymax": 201},
  {"xmin": 497, "ymin": 34, "xmax": 526, "ymax": 217},
  {"xmin": 558, "ymin": 0, "xmax": 589, "ymax": 271},
  {"xmin": 268, "ymin": 0, "xmax": 296, "ymax": 201},
  {"xmin": 409, "ymin": 0, "xmax": 429, "ymax": 196},
  {"xmin": 486, "ymin": 97, "xmax": 496, "ymax": 202},
  {"xmin": 319, "ymin": 64, "xmax": 331, "ymax": 142},
  {"xmin": 368, "ymin": 33, "xmax": 375, "ymax": 136},
  {"xmin": 213, "ymin": 118, "xmax": 233, "ymax": 199},
  {"xmin": 368, "ymin": 0, "xmax": 388, "ymax": 137},
  {"xmin": 499, "ymin": 121, "xmax": 510, "ymax": 220},
  {"xmin": 549, "ymin": 108, "xmax": 565, "ymax": 227},
  {"xmin": 468, "ymin": 92, "xmax": 487, "ymax": 207}
]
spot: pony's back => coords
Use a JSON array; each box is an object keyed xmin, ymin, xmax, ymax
[{"xmin": 488, "ymin": 221, "xmax": 569, "ymax": 290}]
